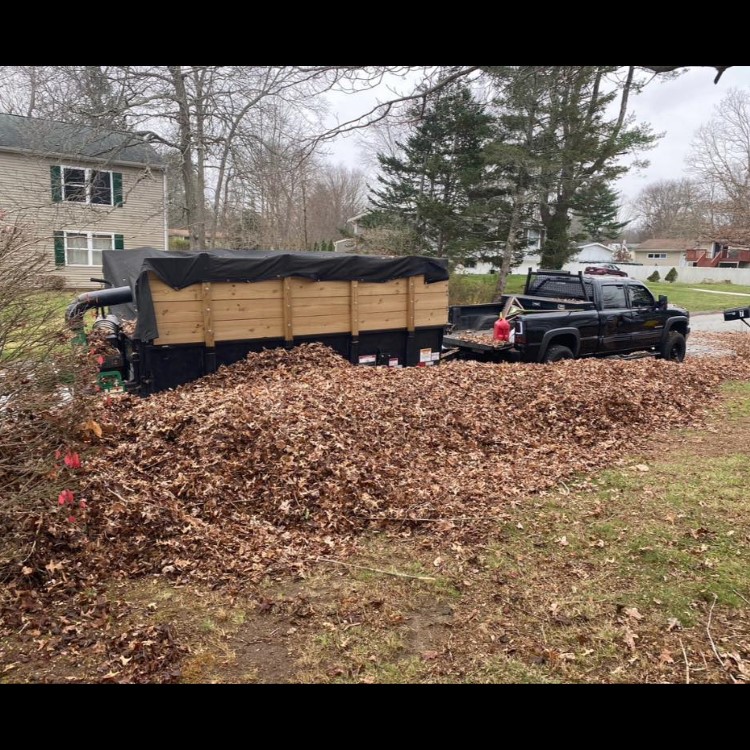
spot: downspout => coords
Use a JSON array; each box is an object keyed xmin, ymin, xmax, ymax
[{"xmin": 162, "ymin": 169, "xmax": 169, "ymax": 251}]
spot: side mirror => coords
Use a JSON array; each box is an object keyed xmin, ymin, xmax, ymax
[{"xmin": 658, "ymin": 294, "xmax": 668, "ymax": 311}]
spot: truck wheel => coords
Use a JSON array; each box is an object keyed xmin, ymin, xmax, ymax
[
  {"xmin": 660, "ymin": 331, "xmax": 686, "ymax": 362},
  {"xmin": 543, "ymin": 344, "xmax": 574, "ymax": 363}
]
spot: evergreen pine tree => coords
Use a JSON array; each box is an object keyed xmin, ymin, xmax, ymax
[
  {"xmin": 573, "ymin": 181, "xmax": 629, "ymax": 242},
  {"xmin": 369, "ymin": 82, "xmax": 506, "ymax": 266}
]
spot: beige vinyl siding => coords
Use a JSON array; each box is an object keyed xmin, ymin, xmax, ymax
[
  {"xmin": 0, "ymin": 149, "xmax": 165, "ymax": 289},
  {"xmin": 632, "ymin": 250, "xmax": 683, "ymax": 267}
]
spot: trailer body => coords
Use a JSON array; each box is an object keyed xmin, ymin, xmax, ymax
[{"xmin": 75, "ymin": 248, "xmax": 450, "ymax": 395}]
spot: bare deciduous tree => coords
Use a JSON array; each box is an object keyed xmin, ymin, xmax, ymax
[
  {"xmin": 630, "ymin": 178, "xmax": 707, "ymax": 240},
  {"xmin": 687, "ymin": 88, "xmax": 750, "ymax": 243}
]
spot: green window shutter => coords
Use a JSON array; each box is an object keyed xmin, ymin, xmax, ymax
[
  {"xmin": 112, "ymin": 172, "xmax": 123, "ymax": 207},
  {"xmin": 54, "ymin": 231, "xmax": 65, "ymax": 266},
  {"xmin": 114, "ymin": 234, "xmax": 125, "ymax": 250},
  {"xmin": 50, "ymin": 165, "xmax": 62, "ymax": 202}
]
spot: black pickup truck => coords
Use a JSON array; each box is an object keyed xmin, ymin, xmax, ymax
[{"xmin": 445, "ymin": 269, "xmax": 690, "ymax": 363}]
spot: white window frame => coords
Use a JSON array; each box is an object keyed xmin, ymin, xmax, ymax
[
  {"xmin": 63, "ymin": 231, "xmax": 115, "ymax": 267},
  {"xmin": 647, "ymin": 252, "xmax": 668, "ymax": 259},
  {"xmin": 61, "ymin": 166, "xmax": 114, "ymax": 206}
]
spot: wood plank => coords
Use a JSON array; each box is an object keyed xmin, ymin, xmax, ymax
[
  {"xmin": 358, "ymin": 295, "xmax": 408, "ymax": 314},
  {"xmin": 360, "ymin": 311, "xmax": 408, "ymax": 332},
  {"xmin": 153, "ymin": 319, "xmax": 204, "ymax": 346},
  {"xmin": 212, "ymin": 299, "xmax": 284, "ymax": 320},
  {"xmin": 415, "ymin": 308, "xmax": 449, "ymax": 327},
  {"xmin": 417, "ymin": 279, "xmax": 448, "ymax": 296},
  {"xmin": 201, "ymin": 282, "xmax": 215, "ymax": 348},
  {"xmin": 154, "ymin": 300, "xmax": 203, "ymax": 323},
  {"xmin": 288, "ymin": 315, "xmax": 352, "ymax": 337},
  {"xmin": 407, "ymin": 276, "xmax": 416, "ymax": 332},
  {"xmin": 214, "ymin": 319, "xmax": 284, "ymax": 341},
  {"xmin": 282, "ymin": 277, "xmax": 293, "ymax": 341},
  {"xmin": 290, "ymin": 279, "xmax": 351, "ymax": 298},
  {"xmin": 291, "ymin": 298, "xmax": 351, "ymax": 314},
  {"xmin": 413, "ymin": 291, "xmax": 448, "ymax": 310},
  {"xmin": 149, "ymin": 274, "xmax": 202, "ymax": 302},
  {"xmin": 350, "ymin": 280, "xmax": 359, "ymax": 337},
  {"xmin": 154, "ymin": 331, "xmax": 205, "ymax": 346},
  {"xmin": 359, "ymin": 279, "xmax": 408, "ymax": 296},
  {"xmin": 211, "ymin": 280, "xmax": 283, "ymax": 301}
]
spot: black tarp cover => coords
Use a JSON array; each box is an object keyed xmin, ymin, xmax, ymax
[{"xmin": 102, "ymin": 247, "xmax": 450, "ymax": 342}]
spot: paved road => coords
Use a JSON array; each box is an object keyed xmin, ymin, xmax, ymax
[{"xmin": 689, "ymin": 311, "xmax": 750, "ymax": 334}]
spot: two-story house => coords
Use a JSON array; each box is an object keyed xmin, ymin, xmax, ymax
[{"xmin": 0, "ymin": 112, "xmax": 167, "ymax": 289}]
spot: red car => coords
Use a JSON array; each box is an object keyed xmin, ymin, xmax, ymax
[{"xmin": 584, "ymin": 263, "xmax": 629, "ymax": 277}]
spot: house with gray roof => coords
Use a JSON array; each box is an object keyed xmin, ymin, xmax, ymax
[{"xmin": 0, "ymin": 112, "xmax": 167, "ymax": 289}]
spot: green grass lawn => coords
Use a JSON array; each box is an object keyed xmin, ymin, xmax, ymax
[{"xmin": 450, "ymin": 273, "xmax": 750, "ymax": 313}]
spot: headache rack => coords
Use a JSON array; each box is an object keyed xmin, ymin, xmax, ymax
[{"xmin": 524, "ymin": 268, "xmax": 594, "ymax": 302}]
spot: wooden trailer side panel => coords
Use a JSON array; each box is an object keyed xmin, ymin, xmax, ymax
[{"xmin": 149, "ymin": 273, "xmax": 448, "ymax": 346}]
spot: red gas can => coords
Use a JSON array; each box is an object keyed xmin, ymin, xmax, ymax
[{"xmin": 493, "ymin": 316, "xmax": 511, "ymax": 342}]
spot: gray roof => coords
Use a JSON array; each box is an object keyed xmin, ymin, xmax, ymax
[{"xmin": 0, "ymin": 112, "xmax": 164, "ymax": 167}]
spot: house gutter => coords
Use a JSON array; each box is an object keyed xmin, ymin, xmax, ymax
[{"xmin": 0, "ymin": 144, "xmax": 166, "ymax": 171}]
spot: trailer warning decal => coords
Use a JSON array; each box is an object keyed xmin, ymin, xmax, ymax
[
  {"xmin": 358, "ymin": 354, "xmax": 377, "ymax": 365},
  {"xmin": 420, "ymin": 348, "xmax": 433, "ymax": 363}
]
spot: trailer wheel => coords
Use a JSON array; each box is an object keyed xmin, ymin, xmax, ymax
[
  {"xmin": 543, "ymin": 344, "xmax": 574, "ymax": 363},
  {"xmin": 660, "ymin": 331, "xmax": 686, "ymax": 362}
]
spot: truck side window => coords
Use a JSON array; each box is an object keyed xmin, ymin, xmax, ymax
[
  {"xmin": 601, "ymin": 284, "xmax": 626, "ymax": 309},
  {"xmin": 628, "ymin": 284, "xmax": 655, "ymax": 308}
]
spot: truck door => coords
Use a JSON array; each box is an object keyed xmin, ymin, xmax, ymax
[
  {"xmin": 599, "ymin": 283, "xmax": 631, "ymax": 352},
  {"xmin": 624, "ymin": 282, "xmax": 663, "ymax": 349}
]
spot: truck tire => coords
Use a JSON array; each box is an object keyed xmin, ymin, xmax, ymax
[
  {"xmin": 543, "ymin": 344, "xmax": 574, "ymax": 363},
  {"xmin": 660, "ymin": 331, "xmax": 686, "ymax": 362}
]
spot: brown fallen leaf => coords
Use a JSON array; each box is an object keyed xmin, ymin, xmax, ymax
[
  {"xmin": 624, "ymin": 607, "xmax": 643, "ymax": 621},
  {"xmin": 623, "ymin": 626, "xmax": 639, "ymax": 653},
  {"xmin": 659, "ymin": 650, "xmax": 675, "ymax": 665}
]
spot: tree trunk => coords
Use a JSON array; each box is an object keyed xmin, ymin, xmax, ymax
[
  {"xmin": 168, "ymin": 66, "xmax": 200, "ymax": 251},
  {"xmin": 493, "ymin": 187, "xmax": 525, "ymax": 301}
]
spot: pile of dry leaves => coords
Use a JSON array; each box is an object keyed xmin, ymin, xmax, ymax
[{"xmin": 4, "ymin": 333, "xmax": 750, "ymax": 681}]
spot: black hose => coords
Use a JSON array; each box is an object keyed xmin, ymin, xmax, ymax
[{"xmin": 65, "ymin": 285, "xmax": 133, "ymax": 328}]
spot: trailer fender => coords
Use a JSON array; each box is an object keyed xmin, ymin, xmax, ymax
[{"xmin": 537, "ymin": 328, "xmax": 581, "ymax": 362}]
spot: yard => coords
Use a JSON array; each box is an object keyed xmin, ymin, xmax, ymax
[{"xmin": 2, "ymin": 333, "xmax": 750, "ymax": 683}]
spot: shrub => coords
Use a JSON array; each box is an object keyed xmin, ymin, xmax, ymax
[
  {"xmin": 647, "ymin": 270, "xmax": 661, "ymax": 283},
  {"xmin": 664, "ymin": 267, "xmax": 678, "ymax": 283}
]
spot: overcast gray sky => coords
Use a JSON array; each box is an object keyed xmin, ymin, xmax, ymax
[{"xmin": 324, "ymin": 66, "xmax": 750, "ymax": 212}]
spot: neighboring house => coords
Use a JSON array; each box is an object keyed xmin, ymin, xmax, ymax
[
  {"xmin": 684, "ymin": 240, "xmax": 750, "ymax": 269},
  {"xmin": 0, "ymin": 112, "xmax": 167, "ymax": 289},
  {"xmin": 630, "ymin": 238, "xmax": 688, "ymax": 267},
  {"xmin": 573, "ymin": 242, "xmax": 615, "ymax": 263}
]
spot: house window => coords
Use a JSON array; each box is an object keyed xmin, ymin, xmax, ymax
[
  {"xmin": 62, "ymin": 167, "xmax": 113, "ymax": 205},
  {"xmin": 64, "ymin": 232, "xmax": 116, "ymax": 266},
  {"xmin": 525, "ymin": 227, "xmax": 543, "ymax": 251},
  {"xmin": 647, "ymin": 252, "xmax": 667, "ymax": 259},
  {"xmin": 51, "ymin": 165, "xmax": 123, "ymax": 206}
]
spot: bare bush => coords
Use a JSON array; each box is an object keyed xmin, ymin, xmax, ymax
[{"xmin": 0, "ymin": 217, "xmax": 96, "ymax": 575}]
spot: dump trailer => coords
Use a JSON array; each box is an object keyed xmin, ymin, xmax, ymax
[{"xmin": 66, "ymin": 248, "xmax": 450, "ymax": 395}]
